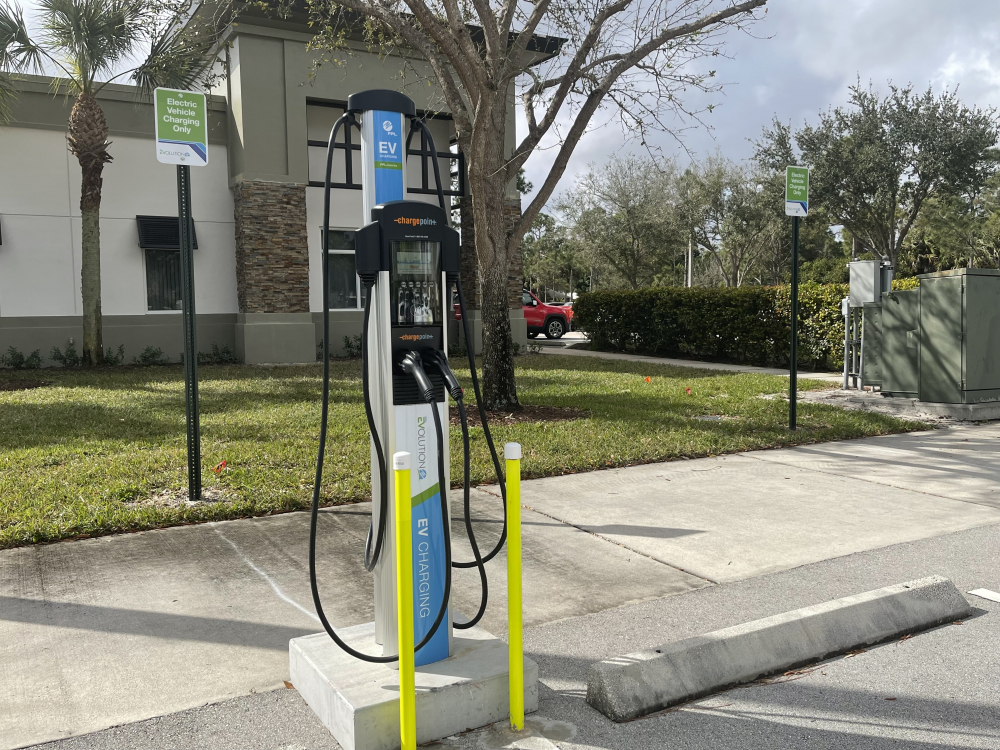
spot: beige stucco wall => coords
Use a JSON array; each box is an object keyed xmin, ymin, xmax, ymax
[{"xmin": 0, "ymin": 126, "xmax": 237, "ymax": 321}]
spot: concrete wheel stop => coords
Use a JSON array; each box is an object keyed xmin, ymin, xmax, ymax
[
  {"xmin": 290, "ymin": 622, "xmax": 538, "ymax": 750},
  {"xmin": 586, "ymin": 575, "xmax": 971, "ymax": 722}
]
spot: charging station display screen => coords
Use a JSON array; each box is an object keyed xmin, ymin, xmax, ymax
[{"xmin": 391, "ymin": 241, "xmax": 441, "ymax": 324}]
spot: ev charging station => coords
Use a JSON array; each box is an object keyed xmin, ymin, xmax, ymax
[{"xmin": 289, "ymin": 90, "xmax": 537, "ymax": 750}]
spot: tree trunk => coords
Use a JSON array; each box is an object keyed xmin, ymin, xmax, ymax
[
  {"xmin": 67, "ymin": 92, "xmax": 112, "ymax": 366},
  {"xmin": 468, "ymin": 94, "xmax": 519, "ymax": 410}
]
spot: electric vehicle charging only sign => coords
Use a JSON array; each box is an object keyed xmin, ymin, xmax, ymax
[
  {"xmin": 373, "ymin": 110, "xmax": 404, "ymax": 203},
  {"xmin": 785, "ymin": 166, "xmax": 809, "ymax": 217},
  {"xmin": 154, "ymin": 88, "xmax": 208, "ymax": 167}
]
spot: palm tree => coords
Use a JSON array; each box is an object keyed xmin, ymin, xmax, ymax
[{"xmin": 0, "ymin": 0, "xmax": 223, "ymax": 365}]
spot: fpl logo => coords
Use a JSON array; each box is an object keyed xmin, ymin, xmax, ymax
[
  {"xmin": 382, "ymin": 119, "xmax": 395, "ymax": 136},
  {"xmin": 419, "ymin": 469, "xmax": 427, "ymax": 479}
]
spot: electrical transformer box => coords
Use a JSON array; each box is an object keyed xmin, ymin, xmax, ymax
[
  {"xmin": 880, "ymin": 289, "xmax": 920, "ymax": 398},
  {"xmin": 918, "ymin": 268, "xmax": 1000, "ymax": 404}
]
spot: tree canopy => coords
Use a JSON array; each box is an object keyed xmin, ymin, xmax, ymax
[{"xmin": 756, "ymin": 82, "xmax": 999, "ymax": 268}]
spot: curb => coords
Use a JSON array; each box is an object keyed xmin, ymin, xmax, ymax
[{"xmin": 586, "ymin": 575, "xmax": 970, "ymax": 722}]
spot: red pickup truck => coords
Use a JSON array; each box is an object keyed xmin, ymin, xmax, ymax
[{"xmin": 454, "ymin": 289, "xmax": 573, "ymax": 339}]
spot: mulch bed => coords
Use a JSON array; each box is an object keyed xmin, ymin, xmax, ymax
[
  {"xmin": 0, "ymin": 379, "xmax": 51, "ymax": 392},
  {"xmin": 449, "ymin": 404, "xmax": 587, "ymax": 427}
]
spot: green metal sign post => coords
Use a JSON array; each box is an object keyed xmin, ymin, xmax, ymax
[
  {"xmin": 155, "ymin": 88, "xmax": 209, "ymax": 499},
  {"xmin": 785, "ymin": 166, "xmax": 809, "ymax": 431}
]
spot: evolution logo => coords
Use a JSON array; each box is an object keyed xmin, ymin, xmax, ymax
[
  {"xmin": 394, "ymin": 217, "xmax": 437, "ymax": 227},
  {"xmin": 416, "ymin": 416, "xmax": 428, "ymax": 479}
]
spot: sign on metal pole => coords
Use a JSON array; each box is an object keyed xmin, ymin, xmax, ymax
[
  {"xmin": 785, "ymin": 166, "xmax": 809, "ymax": 217},
  {"xmin": 154, "ymin": 88, "xmax": 209, "ymax": 166},
  {"xmin": 785, "ymin": 166, "xmax": 808, "ymax": 430},
  {"xmin": 154, "ymin": 88, "xmax": 207, "ymax": 499}
]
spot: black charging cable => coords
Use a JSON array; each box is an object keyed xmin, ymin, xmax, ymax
[
  {"xmin": 397, "ymin": 351, "xmax": 455, "ymax": 633},
  {"xmin": 312, "ymin": 115, "xmax": 447, "ymax": 663},
  {"xmin": 358, "ymin": 278, "xmax": 386, "ymax": 572},
  {"xmin": 424, "ymin": 350, "xmax": 489, "ymax": 629},
  {"xmin": 411, "ymin": 121, "xmax": 511, "ymax": 569},
  {"xmin": 452, "ymin": 277, "xmax": 509, "ymax": 566}
]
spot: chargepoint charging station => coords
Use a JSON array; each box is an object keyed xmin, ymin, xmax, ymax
[{"xmin": 289, "ymin": 90, "xmax": 537, "ymax": 750}]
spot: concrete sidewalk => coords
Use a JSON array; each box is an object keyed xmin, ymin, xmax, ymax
[
  {"xmin": 4, "ymin": 424, "xmax": 1000, "ymax": 748},
  {"xmin": 30, "ymin": 522, "xmax": 1000, "ymax": 750},
  {"xmin": 541, "ymin": 346, "xmax": 843, "ymax": 382}
]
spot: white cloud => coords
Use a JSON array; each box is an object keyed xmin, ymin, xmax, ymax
[{"xmin": 519, "ymin": 0, "xmax": 1000, "ymax": 210}]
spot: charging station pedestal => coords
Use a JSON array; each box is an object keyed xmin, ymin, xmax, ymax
[{"xmin": 291, "ymin": 89, "xmax": 538, "ymax": 748}]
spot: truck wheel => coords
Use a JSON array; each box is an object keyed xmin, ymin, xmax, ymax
[{"xmin": 545, "ymin": 317, "xmax": 565, "ymax": 339}]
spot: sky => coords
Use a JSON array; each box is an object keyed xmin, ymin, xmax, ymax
[
  {"xmin": 520, "ymin": 0, "xmax": 1000, "ymax": 207},
  {"xmin": 16, "ymin": 0, "xmax": 1000, "ymax": 210}
]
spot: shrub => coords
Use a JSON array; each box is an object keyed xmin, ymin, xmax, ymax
[
  {"xmin": 0, "ymin": 346, "xmax": 42, "ymax": 369},
  {"xmin": 573, "ymin": 282, "xmax": 907, "ymax": 371},
  {"xmin": 342, "ymin": 334, "xmax": 363, "ymax": 358},
  {"xmin": 199, "ymin": 344, "xmax": 240, "ymax": 365},
  {"xmin": 133, "ymin": 346, "xmax": 168, "ymax": 366},
  {"xmin": 104, "ymin": 345, "xmax": 126, "ymax": 366},
  {"xmin": 50, "ymin": 344, "xmax": 83, "ymax": 367}
]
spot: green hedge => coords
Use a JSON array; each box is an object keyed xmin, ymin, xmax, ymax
[{"xmin": 573, "ymin": 280, "xmax": 916, "ymax": 370}]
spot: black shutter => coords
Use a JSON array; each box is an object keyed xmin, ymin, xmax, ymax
[{"xmin": 136, "ymin": 215, "xmax": 199, "ymax": 250}]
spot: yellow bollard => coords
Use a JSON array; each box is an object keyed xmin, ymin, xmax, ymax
[
  {"xmin": 505, "ymin": 442, "xmax": 524, "ymax": 731},
  {"xmin": 393, "ymin": 451, "xmax": 417, "ymax": 750}
]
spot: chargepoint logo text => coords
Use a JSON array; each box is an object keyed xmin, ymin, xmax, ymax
[
  {"xmin": 416, "ymin": 416, "xmax": 428, "ymax": 480},
  {"xmin": 394, "ymin": 217, "xmax": 437, "ymax": 227}
]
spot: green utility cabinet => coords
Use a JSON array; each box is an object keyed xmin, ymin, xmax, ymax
[
  {"xmin": 918, "ymin": 268, "xmax": 1000, "ymax": 404},
  {"xmin": 880, "ymin": 289, "xmax": 920, "ymax": 398},
  {"xmin": 861, "ymin": 303, "xmax": 883, "ymax": 388}
]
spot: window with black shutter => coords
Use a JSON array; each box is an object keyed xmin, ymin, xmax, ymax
[{"xmin": 136, "ymin": 216, "xmax": 199, "ymax": 311}]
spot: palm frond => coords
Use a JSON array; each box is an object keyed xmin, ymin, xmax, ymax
[
  {"xmin": 36, "ymin": 0, "xmax": 153, "ymax": 91},
  {"xmin": 0, "ymin": 1, "xmax": 44, "ymax": 122},
  {"xmin": 131, "ymin": 7, "xmax": 221, "ymax": 97},
  {"xmin": 0, "ymin": 1, "xmax": 44, "ymax": 71}
]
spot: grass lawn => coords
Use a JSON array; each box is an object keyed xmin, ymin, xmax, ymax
[{"xmin": 0, "ymin": 354, "xmax": 923, "ymax": 549}]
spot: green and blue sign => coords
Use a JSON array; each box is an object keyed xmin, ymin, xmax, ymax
[
  {"xmin": 154, "ymin": 88, "xmax": 208, "ymax": 167},
  {"xmin": 785, "ymin": 166, "xmax": 809, "ymax": 217}
]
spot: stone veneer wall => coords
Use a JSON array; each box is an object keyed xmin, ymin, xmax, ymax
[
  {"xmin": 234, "ymin": 180, "xmax": 310, "ymax": 313},
  {"xmin": 458, "ymin": 196, "xmax": 523, "ymax": 310}
]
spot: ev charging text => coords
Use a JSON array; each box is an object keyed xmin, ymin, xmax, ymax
[{"xmin": 416, "ymin": 523, "xmax": 432, "ymax": 619}]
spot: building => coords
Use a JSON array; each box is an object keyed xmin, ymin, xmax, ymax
[{"xmin": 0, "ymin": 9, "xmax": 529, "ymax": 365}]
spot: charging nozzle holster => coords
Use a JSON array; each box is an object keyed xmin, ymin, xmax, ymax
[
  {"xmin": 423, "ymin": 350, "xmax": 464, "ymax": 402},
  {"xmin": 399, "ymin": 351, "xmax": 436, "ymax": 403}
]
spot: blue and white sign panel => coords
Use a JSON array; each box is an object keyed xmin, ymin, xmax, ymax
[
  {"xmin": 395, "ymin": 403, "xmax": 450, "ymax": 666},
  {"xmin": 373, "ymin": 110, "xmax": 405, "ymax": 205}
]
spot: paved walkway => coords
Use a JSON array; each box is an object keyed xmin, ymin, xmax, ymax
[
  {"xmin": 540, "ymin": 346, "xmax": 843, "ymax": 382},
  {"xmin": 4, "ymin": 424, "xmax": 1000, "ymax": 748}
]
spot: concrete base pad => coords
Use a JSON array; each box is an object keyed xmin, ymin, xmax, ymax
[
  {"xmin": 289, "ymin": 623, "xmax": 537, "ymax": 750},
  {"xmin": 802, "ymin": 389, "xmax": 1000, "ymax": 421}
]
